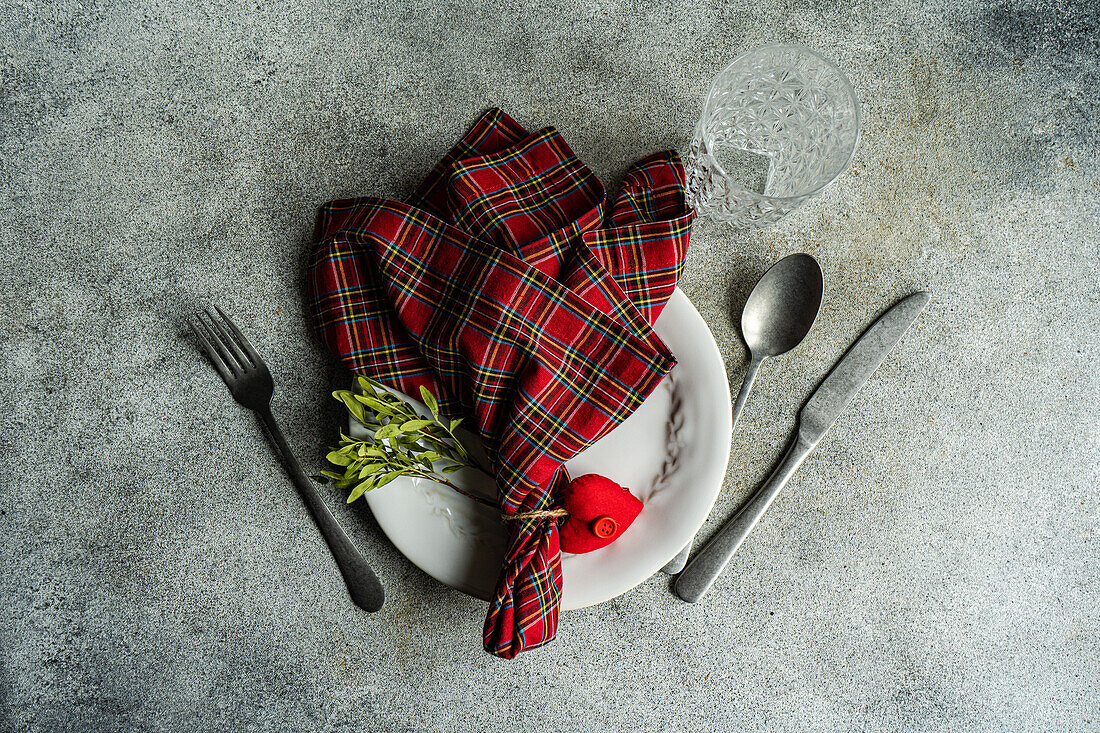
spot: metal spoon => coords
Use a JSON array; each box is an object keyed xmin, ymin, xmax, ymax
[
  {"xmin": 660, "ymin": 253, "xmax": 823, "ymax": 574},
  {"xmin": 729, "ymin": 252, "xmax": 824, "ymax": 431}
]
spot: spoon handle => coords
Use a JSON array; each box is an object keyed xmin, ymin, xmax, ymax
[{"xmin": 730, "ymin": 356, "xmax": 763, "ymax": 431}]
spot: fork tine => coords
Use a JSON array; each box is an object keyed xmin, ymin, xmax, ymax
[
  {"xmin": 197, "ymin": 311, "xmax": 245, "ymax": 375},
  {"xmin": 189, "ymin": 316, "xmax": 235, "ymax": 384},
  {"xmin": 204, "ymin": 305, "xmax": 252, "ymax": 370},
  {"xmin": 212, "ymin": 304, "xmax": 262, "ymax": 365},
  {"xmin": 201, "ymin": 308, "xmax": 247, "ymax": 373}
]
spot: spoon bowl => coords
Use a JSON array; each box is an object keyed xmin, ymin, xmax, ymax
[{"xmin": 742, "ymin": 253, "xmax": 824, "ymax": 358}]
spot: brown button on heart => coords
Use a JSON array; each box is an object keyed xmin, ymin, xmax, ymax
[{"xmin": 590, "ymin": 515, "xmax": 618, "ymax": 538}]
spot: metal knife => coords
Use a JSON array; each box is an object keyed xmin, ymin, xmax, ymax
[{"xmin": 673, "ymin": 291, "xmax": 931, "ymax": 603}]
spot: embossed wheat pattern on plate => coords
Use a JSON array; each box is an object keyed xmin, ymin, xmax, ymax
[{"xmin": 640, "ymin": 374, "xmax": 684, "ymax": 503}]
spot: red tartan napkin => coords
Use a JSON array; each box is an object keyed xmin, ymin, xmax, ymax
[{"xmin": 306, "ymin": 109, "xmax": 693, "ymax": 658}]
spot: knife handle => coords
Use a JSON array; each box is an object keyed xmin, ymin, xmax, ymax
[{"xmin": 674, "ymin": 432, "xmax": 814, "ymax": 603}]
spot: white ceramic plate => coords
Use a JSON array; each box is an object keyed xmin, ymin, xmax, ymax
[{"xmin": 358, "ymin": 289, "xmax": 732, "ymax": 610}]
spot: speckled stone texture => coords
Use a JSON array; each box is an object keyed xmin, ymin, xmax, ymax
[{"xmin": 1, "ymin": 1, "xmax": 1097, "ymax": 731}]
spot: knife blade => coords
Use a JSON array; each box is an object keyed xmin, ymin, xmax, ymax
[
  {"xmin": 673, "ymin": 292, "xmax": 930, "ymax": 603},
  {"xmin": 798, "ymin": 291, "xmax": 931, "ymax": 444}
]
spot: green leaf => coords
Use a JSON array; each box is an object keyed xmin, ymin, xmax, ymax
[
  {"xmin": 441, "ymin": 464, "xmax": 464, "ymax": 473},
  {"xmin": 347, "ymin": 477, "xmax": 375, "ymax": 503},
  {"xmin": 374, "ymin": 471, "xmax": 402, "ymax": 489},
  {"xmin": 358, "ymin": 463, "xmax": 381, "ymax": 478},
  {"xmin": 355, "ymin": 395, "xmax": 394, "ymax": 415},
  {"xmin": 400, "ymin": 419, "xmax": 434, "ymax": 432},
  {"xmin": 357, "ymin": 375, "xmax": 378, "ymax": 398},
  {"xmin": 419, "ymin": 451, "xmax": 443, "ymax": 464},
  {"xmin": 449, "ymin": 418, "xmax": 463, "ymax": 432},
  {"xmin": 374, "ymin": 397, "xmax": 402, "ymax": 414},
  {"xmin": 419, "ymin": 385, "xmax": 440, "ymax": 419},
  {"xmin": 320, "ymin": 470, "xmax": 343, "ymax": 480},
  {"xmin": 380, "ymin": 388, "xmax": 406, "ymax": 404},
  {"xmin": 326, "ymin": 450, "xmax": 352, "ymax": 466},
  {"xmin": 335, "ymin": 391, "xmax": 366, "ymax": 424},
  {"xmin": 375, "ymin": 424, "xmax": 401, "ymax": 440}
]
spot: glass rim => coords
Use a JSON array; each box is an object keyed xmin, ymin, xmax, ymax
[{"xmin": 700, "ymin": 43, "xmax": 862, "ymax": 203}]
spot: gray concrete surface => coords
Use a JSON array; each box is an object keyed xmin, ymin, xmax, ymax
[{"xmin": 1, "ymin": 1, "xmax": 1097, "ymax": 731}]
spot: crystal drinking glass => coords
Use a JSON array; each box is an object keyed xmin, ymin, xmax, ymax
[{"xmin": 686, "ymin": 44, "xmax": 861, "ymax": 227}]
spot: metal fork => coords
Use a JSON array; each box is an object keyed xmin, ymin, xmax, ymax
[{"xmin": 189, "ymin": 305, "xmax": 384, "ymax": 612}]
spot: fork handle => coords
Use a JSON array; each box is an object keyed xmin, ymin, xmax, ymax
[{"xmin": 257, "ymin": 407, "xmax": 385, "ymax": 612}]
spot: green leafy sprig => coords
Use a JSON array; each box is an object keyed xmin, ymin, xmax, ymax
[{"xmin": 320, "ymin": 376, "xmax": 495, "ymax": 505}]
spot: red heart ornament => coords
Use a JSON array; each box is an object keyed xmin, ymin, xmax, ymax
[{"xmin": 558, "ymin": 474, "xmax": 643, "ymax": 554}]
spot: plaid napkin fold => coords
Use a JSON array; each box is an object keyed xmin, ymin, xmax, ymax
[{"xmin": 307, "ymin": 109, "xmax": 694, "ymax": 658}]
